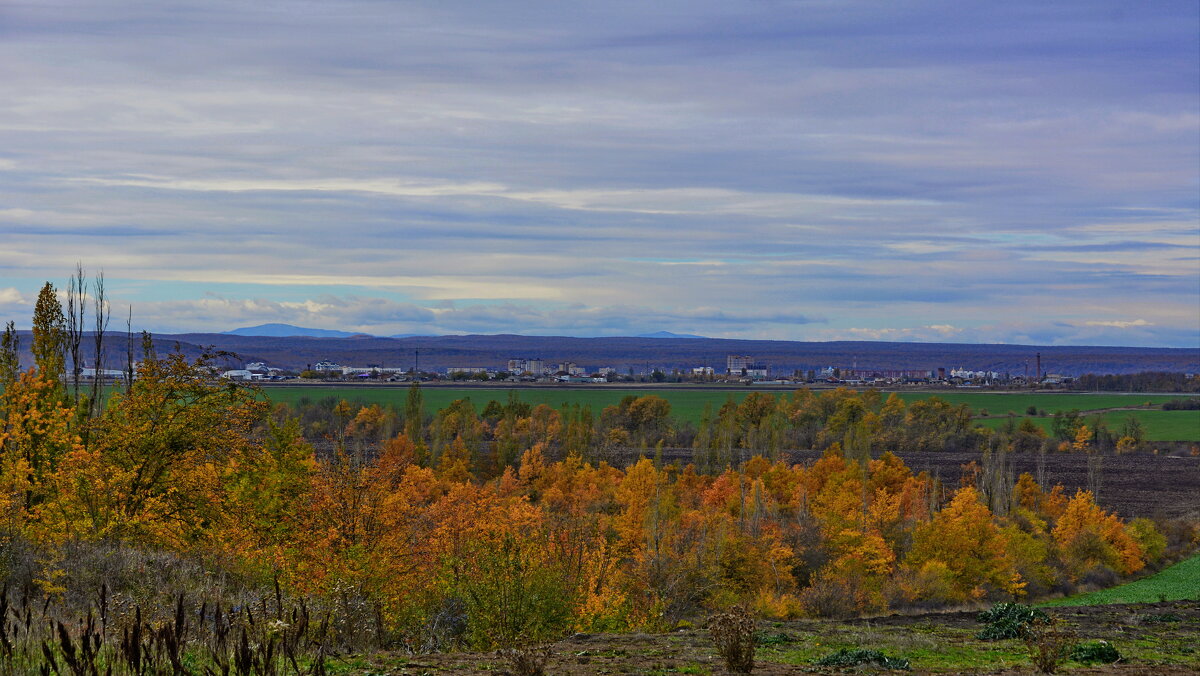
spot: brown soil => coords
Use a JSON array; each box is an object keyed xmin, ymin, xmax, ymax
[{"xmin": 777, "ymin": 450, "xmax": 1200, "ymax": 521}]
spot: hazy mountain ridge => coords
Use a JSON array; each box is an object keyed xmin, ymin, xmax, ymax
[
  {"xmin": 10, "ymin": 331, "xmax": 1195, "ymax": 376},
  {"xmin": 223, "ymin": 323, "xmax": 360, "ymax": 338},
  {"xmin": 161, "ymin": 333, "xmax": 1198, "ymax": 375}
]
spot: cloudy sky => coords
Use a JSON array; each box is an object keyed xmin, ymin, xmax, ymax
[{"xmin": 1, "ymin": 1, "xmax": 1197, "ymax": 346}]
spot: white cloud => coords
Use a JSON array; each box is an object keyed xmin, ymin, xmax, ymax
[
  {"xmin": 0, "ymin": 288, "xmax": 30, "ymax": 309},
  {"xmin": 1083, "ymin": 319, "xmax": 1153, "ymax": 329}
]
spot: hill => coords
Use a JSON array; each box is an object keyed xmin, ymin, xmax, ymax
[
  {"xmin": 10, "ymin": 331, "xmax": 1197, "ymax": 375},
  {"xmin": 223, "ymin": 323, "xmax": 362, "ymax": 338},
  {"xmin": 155, "ymin": 333, "xmax": 1198, "ymax": 375},
  {"xmin": 636, "ymin": 331, "xmax": 708, "ymax": 339}
]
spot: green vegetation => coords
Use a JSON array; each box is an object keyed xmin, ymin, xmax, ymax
[
  {"xmin": 892, "ymin": 391, "xmax": 1195, "ymax": 416},
  {"xmin": 262, "ymin": 386, "xmax": 1195, "ymax": 422},
  {"xmin": 768, "ymin": 625, "xmax": 1032, "ymax": 673},
  {"xmin": 259, "ymin": 386, "xmax": 1200, "ymax": 439},
  {"xmin": 977, "ymin": 409, "xmax": 1200, "ymax": 441},
  {"xmin": 1071, "ymin": 640, "xmax": 1122, "ymax": 664},
  {"xmin": 976, "ymin": 603, "xmax": 1050, "ymax": 640},
  {"xmin": 814, "ymin": 647, "xmax": 911, "ymax": 669},
  {"xmin": 1040, "ymin": 553, "xmax": 1200, "ymax": 606}
]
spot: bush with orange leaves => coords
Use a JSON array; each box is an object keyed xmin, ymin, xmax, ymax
[{"xmin": 1052, "ymin": 489, "xmax": 1145, "ymax": 581}]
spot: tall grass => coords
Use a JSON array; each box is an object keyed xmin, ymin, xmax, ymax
[{"xmin": 0, "ymin": 582, "xmax": 333, "ymax": 675}]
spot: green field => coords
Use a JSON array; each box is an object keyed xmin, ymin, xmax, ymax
[
  {"xmin": 260, "ymin": 386, "xmax": 1200, "ymax": 438},
  {"xmin": 976, "ymin": 409, "xmax": 1200, "ymax": 442},
  {"xmin": 1040, "ymin": 553, "xmax": 1200, "ymax": 606},
  {"xmin": 262, "ymin": 386, "xmax": 753, "ymax": 425},
  {"xmin": 892, "ymin": 391, "xmax": 1192, "ymax": 416}
]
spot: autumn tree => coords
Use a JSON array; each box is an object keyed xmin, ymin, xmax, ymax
[
  {"xmin": 1052, "ymin": 489, "xmax": 1144, "ymax": 580},
  {"xmin": 59, "ymin": 344, "xmax": 268, "ymax": 545},
  {"xmin": 0, "ymin": 321, "xmax": 19, "ymax": 396},
  {"xmin": 31, "ymin": 282, "xmax": 66, "ymax": 386},
  {"xmin": 905, "ymin": 486, "xmax": 1024, "ymax": 603}
]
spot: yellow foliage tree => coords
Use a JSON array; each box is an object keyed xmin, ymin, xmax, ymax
[{"xmin": 906, "ymin": 487, "xmax": 1024, "ymax": 602}]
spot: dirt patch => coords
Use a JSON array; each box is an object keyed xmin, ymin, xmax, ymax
[{"xmin": 774, "ymin": 450, "xmax": 1200, "ymax": 521}]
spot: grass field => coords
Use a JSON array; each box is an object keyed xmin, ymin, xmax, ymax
[
  {"xmin": 260, "ymin": 385, "xmax": 1200, "ymax": 439},
  {"xmin": 1040, "ymin": 553, "xmax": 1200, "ymax": 606},
  {"xmin": 891, "ymin": 392, "xmax": 1194, "ymax": 416},
  {"xmin": 976, "ymin": 409, "xmax": 1200, "ymax": 442},
  {"xmin": 263, "ymin": 386, "xmax": 750, "ymax": 425}
]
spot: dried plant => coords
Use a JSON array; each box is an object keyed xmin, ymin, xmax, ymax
[
  {"xmin": 708, "ymin": 605, "xmax": 756, "ymax": 674},
  {"xmin": 499, "ymin": 644, "xmax": 551, "ymax": 676},
  {"xmin": 1022, "ymin": 616, "xmax": 1077, "ymax": 674}
]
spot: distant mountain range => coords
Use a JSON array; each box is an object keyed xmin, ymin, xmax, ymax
[
  {"xmin": 13, "ymin": 329, "xmax": 1197, "ymax": 376},
  {"xmin": 226, "ymin": 325, "xmax": 706, "ymax": 340},
  {"xmin": 224, "ymin": 323, "xmax": 361, "ymax": 338},
  {"xmin": 158, "ymin": 332, "xmax": 1197, "ymax": 376},
  {"xmin": 637, "ymin": 331, "xmax": 708, "ymax": 339}
]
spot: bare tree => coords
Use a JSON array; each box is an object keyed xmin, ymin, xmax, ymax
[
  {"xmin": 66, "ymin": 262, "xmax": 86, "ymax": 403},
  {"xmin": 88, "ymin": 271, "xmax": 110, "ymax": 419},
  {"xmin": 125, "ymin": 305, "xmax": 135, "ymax": 396}
]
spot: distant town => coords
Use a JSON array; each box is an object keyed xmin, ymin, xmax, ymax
[{"xmin": 220, "ymin": 352, "xmax": 1082, "ymax": 388}]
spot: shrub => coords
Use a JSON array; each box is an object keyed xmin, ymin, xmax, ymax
[
  {"xmin": 796, "ymin": 576, "xmax": 858, "ymax": 619},
  {"xmin": 1022, "ymin": 617, "xmax": 1076, "ymax": 674},
  {"xmin": 499, "ymin": 645, "xmax": 552, "ymax": 676},
  {"xmin": 754, "ymin": 631, "xmax": 792, "ymax": 646},
  {"xmin": 815, "ymin": 648, "xmax": 911, "ymax": 670},
  {"xmin": 1162, "ymin": 398, "xmax": 1200, "ymax": 411},
  {"xmin": 708, "ymin": 606, "xmax": 756, "ymax": 673},
  {"xmin": 1071, "ymin": 640, "xmax": 1121, "ymax": 664},
  {"xmin": 976, "ymin": 602, "xmax": 1049, "ymax": 640}
]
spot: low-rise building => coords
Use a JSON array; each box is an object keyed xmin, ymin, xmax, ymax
[
  {"xmin": 221, "ymin": 369, "xmax": 260, "ymax": 381},
  {"xmin": 446, "ymin": 366, "xmax": 490, "ymax": 376}
]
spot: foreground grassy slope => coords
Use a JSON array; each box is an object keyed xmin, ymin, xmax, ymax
[
  {"xmin": 1041, "ymin": 553, "xmax": 1200, "ymax": 607},
  {"xmin": 327, "ymin": 600, "xmax": 1200, "ymax": 674}
]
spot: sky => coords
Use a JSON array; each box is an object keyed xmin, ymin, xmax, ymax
[{"xmin": 1, "ymin": 1, "xmax": 1198, "ymax": 346}]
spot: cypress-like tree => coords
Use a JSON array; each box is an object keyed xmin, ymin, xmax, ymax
[{"xmin": 31, "ymin": 282, "xmax": 66, "ymax": 385}]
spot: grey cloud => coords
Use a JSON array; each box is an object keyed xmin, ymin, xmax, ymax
[{"xmin": 0, "ymin": 0, "xmax": 1195, "ymax": 346}]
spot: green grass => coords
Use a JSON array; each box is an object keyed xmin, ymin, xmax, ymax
[
  {"xmin": 976, "ymin": 409, "xmax": 1200, "ymax": 442},
  {"xmin": 1040, "ymin": 553, "xmax": 1200, "ymax": 607},
  {"xmin": 767, "ymin": 626, "xmax": 1031, "ymax": 673},
  {"xmin": 260, "ymin": 386, "xmax": 1200, "ymax": 438},
  {"xmin": 262, "ymin": 385, "xmax": 759, "ymax": 426},
  {"xmin": 892, "ymin": 392, "xmax": 1195, "ymax": 416}
]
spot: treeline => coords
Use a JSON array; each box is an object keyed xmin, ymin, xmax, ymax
[
  {"xmin": 285, "ymin": 385, "xmax": 1155, "ymax": 482},
  {"xmin": 1070, "ymin": 371, "xmax": 1200, "ymax": 393},
  {"xmin": 0, "ymin": 281, "xmax": 1195, "ymax": 657}
]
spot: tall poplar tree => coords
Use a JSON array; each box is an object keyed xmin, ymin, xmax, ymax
[
  {"xmin": 31, "ymin": 282, "xmax": 66, "ymax": 386},
  {"xmin": 0, "ymin": 321, "xmax": 18, "ymax": 392},
  {"xmin": 404, "ymin": 381, "xmax": 424, "ymax": 443}
]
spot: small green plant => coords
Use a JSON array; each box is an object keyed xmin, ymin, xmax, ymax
[
  {"xmin": 754, "ymin": 631, "xmax": 792, "ymax": 646},
  {"xmin": 976, "ymin": 602, "xmax": 1049, "ymax": 640},
  {"xmin": 1140, "ymin": 613, "xmax": 1182, "ymax": 624},
  {"xmin": 814, "ymin": 648, "xmax": 910, "ymax": 670},
  {"xmin": 1022, "ymin": 617, "xmax": 1076, "ymax": 674},
  {"xmin": 1070, "ymin": 640, "xmax": 1121, "ymax": 664},
  {"xmin": 708, "ymin": 606, "xmax": 756, "ymax": 674}
]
